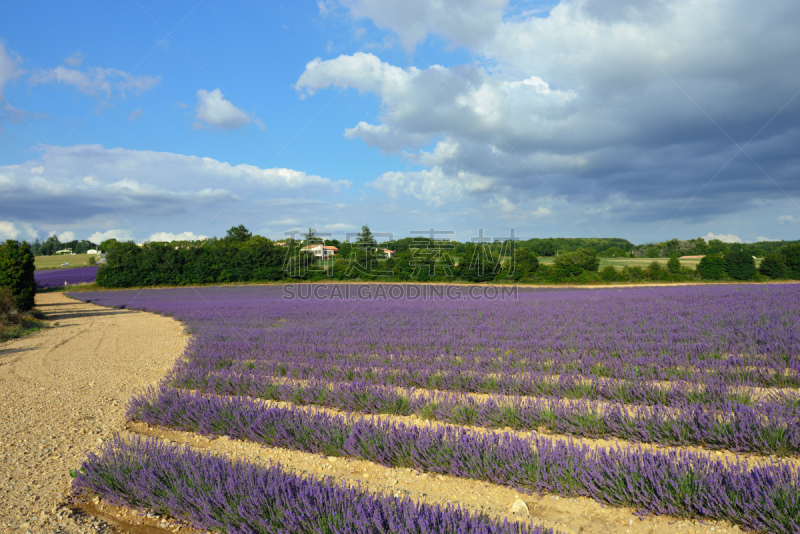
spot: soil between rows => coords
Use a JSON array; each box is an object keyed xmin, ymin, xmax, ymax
[{"xmin": 0, "ymin": 292, "xmax": 750, "ymax": 533}]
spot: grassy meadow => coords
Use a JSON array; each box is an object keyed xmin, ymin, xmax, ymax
[
  {"xmin": 537, "ymin": 256, "xmax": 762, "ymax": 271},
  {"xmin": 35, "ymin": 254, "xmax": 98, "ymax": 270}
]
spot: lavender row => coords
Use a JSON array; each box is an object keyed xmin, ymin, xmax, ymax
[
  {"xmin": 128, "ymin": 387, "xmax": 800, "ymax": 532},
  {"xmin": 36, "ymin": 266, "xmax": 99, "ymax": 288},
  {"xmin": 170, "ymin": 363, "xmax": 791, "ymax": 411},
  {"xmin": 72, "ymin": 284, "xmax": 800, "ymax": 388},
  {"xmin": 166, "ymin": 374, "xmax": 800, "ymax": 455},
  {"xmin": 74, "ymin": 435, "xmax": 551, "ymax": 534}
]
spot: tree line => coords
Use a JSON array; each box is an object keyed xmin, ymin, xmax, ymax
[{"xmin": 87, "ymin": 225, "xmax": 800, "ymax": 288}]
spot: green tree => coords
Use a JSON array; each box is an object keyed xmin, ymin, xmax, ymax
[
  {"xmin": 667, "ymin": 253, "xmax": 681, "ymax": 274},
  {"xmin": 696, "ymin": 254, "xmax": 726, "ymax": 280},
  {"xmin": 304, "ymin": 227, "xmax": 321, "ymax": 246},
  {"xmin": 600, "ymin": 246, "xmax": 627, "ymax": 258},
  {"xmin": 759, "ymin": 253, "xmax": 786, "ymax": 278},
  {"xmin": 225, "ymin": 224, "xmax": 252, "ymax": 242},
  {"xmin": 647, "ymin": 261, "xmax": 665, "ymax": 281},
  {"xmin": 724, "ymin": 249, "xmax": 757, "ymax": 280},
  {"xmin": 781, "ymin": 244, "xmax": 800, "ymax": 279},
  {"xmin": 707, "ymin": 239, "xmax": 729, "ymax": 255},
  {"xmin": 509, "ymin": 247, "xmax": 539, "ymax": 281},
  {"xmin": 552, "ymin": 248, "xmax": 600, "ymax": 279},
  {"xmin": 100, "ymin": 238, "xmax": 120, "ymax": 253},
  {"xmin": 0, "ymin": 240, "xmax": 36, "ymax": 311},
  {"xmin": 644, "ymin": 245, "xmax": 660, "ymax": 258},
  {"xmin": 600, "ymin": 265, "xmax": 618, "ymax": 282},
  {"xmin": 355, "ymin": 225, "xmax": 376, "ymax": 245},
  {"xmin": 39, "ymin": 235, "xmax": 61, "ymax": 256}
]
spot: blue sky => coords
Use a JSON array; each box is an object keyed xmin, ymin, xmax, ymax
[{"xmin": 1, "ymin": 0, "xmax": 798, "ymax": 246}]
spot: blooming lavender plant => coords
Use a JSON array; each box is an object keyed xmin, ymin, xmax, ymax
[
  {"xmin": 69, "ymin": 283, "xmax": 800, "ymax": 532},
  {"xmin": 37, "ymin": 266, "xmax": 99, "ymax": 288},
  {"xmin": 74, "ymin": 435, "xmax": 555, "ymax": 534},
  {"xmin": 126, "ymin": 387, "xmax": 800, "ymax": 532},
  {"xmin": 73, "ymin": 284, "xmax": 800, "ymax": 390}
]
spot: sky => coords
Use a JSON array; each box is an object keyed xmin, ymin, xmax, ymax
[{"xmin": 1, "ymin": 0, "xmax": 799, "ymax": 246}]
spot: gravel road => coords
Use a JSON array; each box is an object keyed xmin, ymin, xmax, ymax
[{"xmin": 0, "ymin": 292, "xmax": 187, "ymax": 533}]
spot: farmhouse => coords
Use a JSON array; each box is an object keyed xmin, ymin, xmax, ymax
[{"xmin": 300, "ymin": 243, "xmax": 338, "ymax": 259}]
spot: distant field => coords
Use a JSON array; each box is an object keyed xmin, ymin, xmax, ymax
[
  {"xmin": 35, "ymin": 254, "xmax": 98, "ymax": 270},
  {"xmin": 537, "ymin": 256, "xmax": 761, "ymax": 271}
]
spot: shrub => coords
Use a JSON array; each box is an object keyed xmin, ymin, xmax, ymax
[
  {"xmin": 781, "ymin": 244, "xmax": 800, "ymax": 279},
  {"xmin": 510, "ymin": 248, "xmax": 539, "ymax": 281},
  {"xmin": 552, "ymin": 248, "xmax": 599, "ymax": 279},
  {"xmin": 667, "ymin": 254, "xmax": 680, "ymax": 274},
  {"xmin": 647, "ymin": 261, "xmax": 665, "ymax": 281},
  {"xmin": 759, "ymin": 253, "xmax": 786, "ymax": 279},
  {"xmin": 0, "ymin": 288, "xmax": 19, "ymax": 324},
  {"xmin": 724, "ymin": 249, "xmax": 757, "ymax": 280},
  {"xmin": 0, "ymin": 240, "xmax": 36, "ymax": 311},
  {"xmin": 696, "ymin": 254, "xmax": 726, "ymax": 280},
  {"xmin": 600, "ymin": 265, "xmax": 618, "ymax": 282}
]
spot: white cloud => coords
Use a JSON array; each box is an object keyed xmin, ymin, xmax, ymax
[
  {"xmin": 194, "ymin": 89, "xmax": 251, "ymax": 130},
  {"xmin": 296, "ymin": 52, "xmax": 575, "ymax": 154},
  {"xmin": 148, "ymin": 231, "xmax": 207, "ymax": 242},
  {"xmin": 703, "ymin": 232, "xmax": 742, "ymax": 244},
  {"xmin": 88, "ymin": 229, "xmax": 134, "ymax": 244},
  {"xmin": 0, "ymin": 221, "xmax": 20, "ymax": 240},
  {"xmin": 129, "ymin": 109, "xmax": 143, "ymax": 121},
  {"xmin": 370, "ymin": 167, "xmax": 494, "ymax": 207},
  {"xmin": 64, "ymin": 51, "xmax": 85, "ymax": 67},
  {"xmin": 30, "ymin": 65, "xmax": 160, "ymax": 98},
  {"xmin": 342, "ymin": 0, "xmax": 507, "ymax": 49},
  {"xmin": 306, "ymin": 1, "xmax": 800, "ymax": 227},
  {"xmin": 778, "ymin": 215, "xmax": 797, "ymax": 224},
  {"xmin": 57, "ymin": 231, "xmax": 76, "ymax": 242},
  {"xmin": 0, "ymin": 145, "xmax": 351, "ymax": 239},
  {"xmin": 756, "ymin": 236, "xmax": 773, "ymax": 242},
  {"xmin": 0, "ymin": 221, "xmax": 37, "ymax": 241},
  {"xmin": 531, "ymin": 206, "xmax": 552, "ymax": 218},
  {"xmin": 0, "ymin": 42, "xmax": 22, "ymax": 99}
]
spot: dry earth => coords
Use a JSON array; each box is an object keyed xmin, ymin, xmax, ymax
[
  {"xmin": 0, "ymin": 293, "xmax": 187, "ymax": 533},
  {"xmin": 0, "ymin": 292, "xmax": 747, "ymax": 534}
]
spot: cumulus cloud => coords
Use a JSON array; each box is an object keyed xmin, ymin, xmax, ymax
[
  {"xmin": 778, "ymin": 215, "xmax": 797, "ymax": 224},
  {"xmin": 88, "ymin": 229, "xmax": 134, "ymax": 244},
  {"xmin": 30, "ymin": 64, "xmax": 160, "ymax": 98},
  {"xmin": 0, "ymin": 144, "xmax": 350, "ymax": 239},
  {"xmin": 703, "ymin": 232, "xmax": 742, "ymax": 244},
  {"xmin": 342, "ymin": 0, "xmax": 507, "ymax": 49},
  {"xmin": 57, "ymin": 231, "xmax": 76, "ymax": 242},
  {"xmin": 304, "ymin": 1, "xmax": 800, "ymax": 229},
  {"xmin": 194, "ymin": 89, "xmax": 251, "ymax": 130},
  {"xmin": 0, "ymin": 221, "xmax": 37, "ymax": 241},
  {"xmin": 370, "ymin": 167, "xmax": 495, "ymax": 207}
]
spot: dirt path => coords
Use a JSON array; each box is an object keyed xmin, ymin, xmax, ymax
[
  {"xmin": 0, "ymin": 293, "xmax": 187, "ymax": 533},
  {"xmin": 0, "ymin": 292, "xmax": 747, "ymax": 534}
]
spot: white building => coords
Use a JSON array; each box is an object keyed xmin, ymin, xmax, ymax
[{"xmin": 300, "ymin": 244, "xmax": 338, "ymax": 259}]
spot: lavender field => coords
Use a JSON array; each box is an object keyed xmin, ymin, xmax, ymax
[
  {"xmin": 35, "ymin": 265, "xmax": 99, "ymax": 289},
  {"xmin": 71, "ymin": 284, "xmax": 800, "ymax": 533}
]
